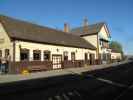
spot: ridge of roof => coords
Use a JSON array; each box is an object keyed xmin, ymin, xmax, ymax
[
  {"xmin": 0, "ymin": 15, "xmax": 96, "ymax": 50},
  {"xmin": 71, "ymin": 22, "xmax": 105, "ymax": 36}
]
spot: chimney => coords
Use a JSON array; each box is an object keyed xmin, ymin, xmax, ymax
[
  {"xmin": 64, "ymin": 23, "xmax": 69, "ymax": 32},
  {"xmin": 83, "ymin": 17, "xmax": 89, "ymax": 33}
]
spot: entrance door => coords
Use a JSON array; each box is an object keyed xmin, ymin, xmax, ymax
[
  {"xmin": 102, "ymin": 53, "xmax": 107, "ymax": 64},
  {"xmin": 52, "ymin": 55, "xmax": 62, "ymax": 69},
  {"xmin": 85, "ymin": 53, "xmax": 88, "ymax": 61},
  {"xmin": 89, "ymin": 54, "xmax": 95, "ymax": 65}
]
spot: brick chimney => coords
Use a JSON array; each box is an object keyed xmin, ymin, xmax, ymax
[
  {"xmin": 83, "ymin": 17, "xmax": 89, "ymax": 33},
  {"xmin": 64, "ymin": 23, "xmax": 69, "ymax": 32}
]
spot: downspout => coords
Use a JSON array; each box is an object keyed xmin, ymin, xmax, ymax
[
  {"xmin": 13, "ymin": 40, "xmax": 16, "ymax": 74},
  {"xmin": 97, "ymin": 34, "xmax": 99, "ymax": 59},
  {"xmin": 97, "ymin": 34, "xmax": 100, "ymax": 64}
]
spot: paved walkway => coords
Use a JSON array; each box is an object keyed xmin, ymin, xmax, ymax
[{"xmin": 0, "ymin": 60, "xmax": 129, "ymax": 84}]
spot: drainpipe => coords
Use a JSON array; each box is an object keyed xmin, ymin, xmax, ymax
[
  {"xmin": 97, "ymin": 34, "xmax": 101, "ymax": 64},
  {"xmin": 12, "ymin": 40, "xmax": 16, "ymax": 74}
]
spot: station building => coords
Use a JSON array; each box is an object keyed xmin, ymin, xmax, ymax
[
  {"xmin": 71, "ymin": 18, "xmax": 112, "ymax": 64},
  {"xmin": 0, "ymin": 15, "xmax": 96, "ymax": 73}
]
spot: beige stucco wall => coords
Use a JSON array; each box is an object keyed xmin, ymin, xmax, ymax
[
  {"xmin": 0, "ymin": 23, "xmax": 13, "ymax": 60},
  {"xmin": 15, "ymin": 41, "xmax": 96, "ymax": 62},
  {"xmin": 98, "ymin": 25, "xmax": 110, "ymax": 54},
  {"xmin": 99, "ymin": 26, "xmax": 109, "ymax": 41},
  {"xmin": 0, "ymin": 22, "xmax": 96, "ymax": 62},
  {"xmin": 82, "ymin": 35, "xmax": 100, "ymax": 59},
  {"xmin": 111, "ymin": 52, "xmax": 122, "ymax": 60},
  {"xmin": 82, "ymin": 35, "xmax": 97, "ymax": 48},
  {"xmin": 81, "ymin": 25, "xmax": 111, "ymax": 60}
]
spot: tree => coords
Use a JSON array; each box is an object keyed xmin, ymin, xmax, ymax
[{"xmin": 110, "ymin": 41, "xmax": 123, "ymax": 54}]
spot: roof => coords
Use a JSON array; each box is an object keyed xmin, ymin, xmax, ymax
[
  {"xmin": 0, "ymin": 15, "xmax": 96, "ymax": 50},
  {"xmin": 71, "ymin": 22, "xmax": 105, "ymax": 36},
  {"xmin": 111, "ymin": 49, "xmax": 121, "ymax": 53}
]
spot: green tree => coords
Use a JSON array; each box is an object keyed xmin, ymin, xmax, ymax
[{"xmin": 110, "ymin": 41, "xmax": 123, "ymax": 54}]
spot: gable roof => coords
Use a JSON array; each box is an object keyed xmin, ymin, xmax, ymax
[
  {"xmin": 0, "ymin": 15, "xmax": 96, "ymax": 50},
  {"xmin": 71, "ymin": 22, "xmax": 105, "ymax": 36}
]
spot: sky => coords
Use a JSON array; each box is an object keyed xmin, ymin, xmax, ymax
[{"xmin": 0, "ymin": 0, "xmax": 133, "ymax": 55}]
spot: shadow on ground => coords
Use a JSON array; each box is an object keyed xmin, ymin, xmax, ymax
[{"xmin": 0, "ymin": 61, "xmax": 133, "ymax": 100}]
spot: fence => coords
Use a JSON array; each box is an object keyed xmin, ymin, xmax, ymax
[{"xmin": 9, "ymin": 59, "xmax": 108, "ymax": 74}]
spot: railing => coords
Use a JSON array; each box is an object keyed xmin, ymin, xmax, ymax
[
  {"xmin": 62, "ymin": 60, "xmax": 84, "ymax": 69},
  {"xmin": 9, "ymin": 59, "xmax": 112, "ymax": 74},
  {"xmin": 95, "ymin": 59, "xmax": 102, "ymax": 65},
  {"xmin": 10, "ymin": 61, "xmax": 52, "ymax": 74}
]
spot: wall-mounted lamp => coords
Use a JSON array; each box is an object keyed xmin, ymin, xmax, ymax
[
  {"xmin": 19, "ymin": 44, "xmax": 21, "ymax": 49},
  {"xmin": 56, "ymin": 48, "xmax": 59, "ymax": 52}
]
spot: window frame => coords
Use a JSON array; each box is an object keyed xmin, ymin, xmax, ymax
[
  {"xmin": 71, "ymin": 52, "xmax": 75, "ymax": 61},
  {"xmin": 44, "ymin": 50, "xmax": 51, "ymax": 61},
  {"xmin": 20, "ymin": 49, "xmax": 29, "ymax": 61},
  {"xmin": 5, "ymin": 49, "xmax": 9, "ymax": 58},
  {"xmin": 33, "ymin": 50, "xmax": 41, "ymax": 61}
]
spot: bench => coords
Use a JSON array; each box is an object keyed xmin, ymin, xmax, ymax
[{"xmin": 28, "ymin": 66, "xmax": 48, "ymax": 72}]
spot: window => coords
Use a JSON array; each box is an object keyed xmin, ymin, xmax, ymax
[
  {"xmin": 85, "ymin": 53, "xmax": 88, "ymax": 61},
  {"xmin": 63, "ymin": 51, "xmax": 68, "ymax": 61},
  {"xmin": 102, "ymin": 53, "xmax": 107, "ymax": 61},
  {"xmin": 44, "ymin": 51, "xmax": 50, "ymax": 61},
  {"xmin": 0, "ymin": 50, "xmax": 2, "ymax": 57},
  {"xmin": 107, "ymin": 53, "xmax": 111, "ymax": 61},
  {"xmin": 71, "ymin": 52, "xmax": 75, "ymax": 61},
  {"xmin": 99, "ymin": 54, "xmax": 102, "ymax": 60},
  {"xmin": 33, "ymin": 50, "xmax": 41, "ymax": 60},
  {"xmin": 5, "ymin": 49, "xmax": 9, "ymax": 58},
  {"xmin": 20, "ymin": 49, "xmax": 29, "ymax": 61},
  {"xmin": 100, "ymin": 41, "xmax": 103, "ymax": 46}
]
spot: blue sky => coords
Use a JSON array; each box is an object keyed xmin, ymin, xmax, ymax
[{"xmin": 0, "ymin": 0, "xmax": 133, "ymax": 55}]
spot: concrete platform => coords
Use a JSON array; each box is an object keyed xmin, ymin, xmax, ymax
[
  {"xmin": 0, "ymin": 60, "xmax": 132, "ymax": 100},
  {"xmin": 0, "ymin": 60, "xmax": 129, "ymax": 84}
]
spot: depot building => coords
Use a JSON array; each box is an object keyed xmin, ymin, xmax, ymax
[{"xmin": 0, "ymin": 15, "xmax": 97, "ymax": 74}]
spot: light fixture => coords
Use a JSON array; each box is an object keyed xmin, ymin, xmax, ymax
[
  {"xmin": 57, "ymin": 48, "xmax": 59, "ymax": 52},
  {"xmin": 19, "ymin": 44, "xmax": 21, "ymax": 49}
]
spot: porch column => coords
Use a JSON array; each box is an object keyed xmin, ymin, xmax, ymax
[
  {"xmin": 29, "ymin": 49, "xmax": 33, "ymax": 61},
  {"xmin": 41, "ymin": 51, "xmax": 44, "ymax": 61},
  {"xmin": 9, "ymin": 41, "xmax": 16, "ymax": 74}
]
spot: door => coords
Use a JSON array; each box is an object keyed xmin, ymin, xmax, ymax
[
  {"xmin": 52, "ymin": 55, "xmax": 62, "ymax": 69},
  {"xmin": 85, "ymin": 53, "xmax": 88, "ymax": 61},
  {"xmin": 102, "ymin": 53, "xmax": 107, "ymax": 64},
  {"xmin": 89, "ymin": 54, "xmax": 95, "ymax": 65}
]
